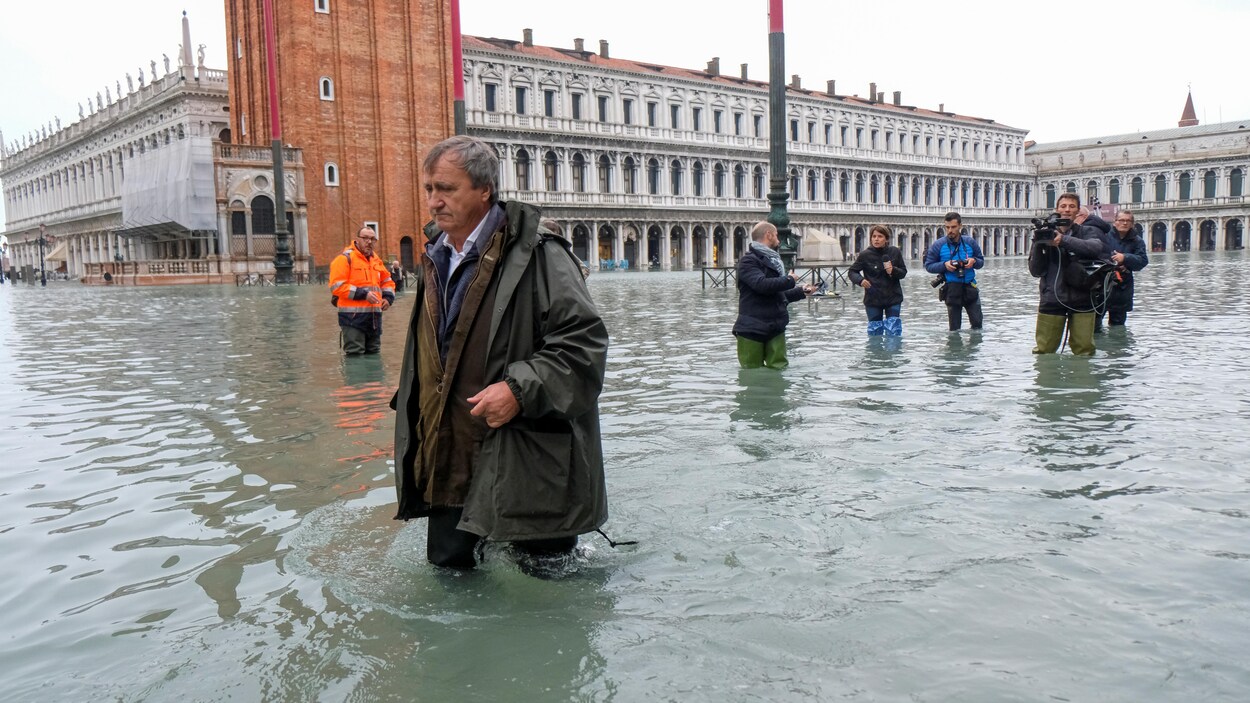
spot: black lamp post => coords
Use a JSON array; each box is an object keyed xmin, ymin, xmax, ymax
[
  {"xmin": 38, "ymin": 223, "xmax": 48, "ymax": 287},
  {"xmin": 766, "ymin": 0, "xmax": 796, "ymax": 270}
]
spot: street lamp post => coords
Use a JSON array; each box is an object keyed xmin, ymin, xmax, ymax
[
  {"xmin": 766, "ymin": 0, "xmax": 796, "ymax": 270},
  {"xmin": 38, "ymin": 223, "xmax": 47, "ymax": 287},
  {"xmin": 262, "ymin": 0, "xmax": 294, "ymax": 284}
]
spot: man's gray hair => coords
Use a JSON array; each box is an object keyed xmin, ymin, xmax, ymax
[
  {"xmin": 750, "ymin": 221, "xmax": 776, "ymax": 241},
  {"xmin": 422, "ymin": 135, "xmax": 499, "ymax": 202}
]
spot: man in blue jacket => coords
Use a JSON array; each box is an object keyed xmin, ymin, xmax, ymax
[
  {"xmin": 924, "ymin": 212, "xmax": 985, "ymax": 330},
  {"xmin": 1098, "ymin": 210, "xmax": 1149, "ymax": 329},
  {"xmin": 732, "ymin": 221, "xmax": 814, "ymax": 369}
]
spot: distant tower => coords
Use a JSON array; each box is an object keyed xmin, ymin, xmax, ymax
[
  {"xmin": 225, "ymin": 1, "xmax": 455, "ymax": 267},
  {"xmin": 1178, "ymin": 89, "xmax": 1199, "ymax": 127}
]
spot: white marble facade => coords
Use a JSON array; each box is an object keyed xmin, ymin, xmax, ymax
[
  {"xmin": 463, "ymin": 36, "xmax": 1037, "ymax": 270},
  {"xmin": 1030, "ymin": 121, "xmax": 1249, "ymax": 252}
]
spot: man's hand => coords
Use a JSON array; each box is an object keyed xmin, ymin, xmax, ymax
[
  {"xmin": 965, "ymin": 257, "xmax": 976, "ymax": 268},
  {"xmin": 860, "ymin": 280, "xmax": 872, "ymax": 289},
  {"xmin": 883, "ymin": 260, "xmax": 893, "ymax": 275},
  {"xmin": 380, "ymin": 299, "xmax": 391, "ymax": 311},
  {"xmin": 366, "ymin": 290, "xmax": 383, "ymax": 305},
  {"xmin": 944, "ymin": 260, "xmax": 958, "ymax": 272},
  {"xmin": 468, "ymin": 382, "xmax": 520, "ymax": 428},
  {"xmin": 1110, "ymin": 252, "xmax": 1125, "ymax": 265},
  {"xmin": 1051, "ymin": 233, "xmax": 1064, "ymax": 247}
]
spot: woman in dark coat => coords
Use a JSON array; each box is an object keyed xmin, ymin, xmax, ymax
[{"xmin": 847, "ymin": 224, "xmax": 908, "ymax": 336}]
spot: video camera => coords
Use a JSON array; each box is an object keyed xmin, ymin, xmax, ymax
[{"xmin": 1031, "ymin": 213, "xmax": 1072, "ymax": 241}]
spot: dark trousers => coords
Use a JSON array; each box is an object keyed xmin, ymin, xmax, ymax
[
  {"xmin": 341, "ymin": 325, "xmax": 381, "ymax": 355},
  {"xmin": 944, "ymin": 282, "xmax": 983, "ymax": 330},
  {"xmin": 426, "ymin": 507, "xmax": 578, "ymax": 570}
]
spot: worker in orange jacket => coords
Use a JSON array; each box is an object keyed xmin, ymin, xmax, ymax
[{"xmin": 329, "ymin": 226, "xmax": 396, "ymax": 354}]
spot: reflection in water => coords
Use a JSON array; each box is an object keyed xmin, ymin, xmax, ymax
[
  {"xmin": 3, "ymin": 258, "xmax": 1250, "ymax": 701},
  {"xmin": 731, "ymin": 368, "xmax": 794, "ymax": 434}
]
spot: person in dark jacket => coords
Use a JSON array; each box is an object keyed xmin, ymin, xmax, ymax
[
  {"xmin": 732, "ymin": 221, "xmax": 814, "ymax": 369},
  {"xmin": 390, "ymin": 136, "xmax": 609, "ymax": 571},
  {"xmin": 1028, "ymin": 192, "xmax": 1108, "ymax": 355},
  {"xmin": 1098, "ymin": 209, "xmax": 1149, "ymax": 328},
  {"xmin": 924, "ymin": 212, "xmax": 985, "ymax": 330},
  {"xmin": 848, "ymin": 224, "xmax": 908, "ymax": 336}
]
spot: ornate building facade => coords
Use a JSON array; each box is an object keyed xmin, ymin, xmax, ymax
[
  {"xmin": 1029, "ymin": 108, "xmax": 1248, "ymax": 253},
  {"xmin": 463, "ymin": 32, "xmax": 1037, "ymax": 270},
  {"xmin": 0, "ymin": 15, "xmax": 308, "ymax": 285}
]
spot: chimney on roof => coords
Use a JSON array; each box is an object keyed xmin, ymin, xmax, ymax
[
  {"xmin": 574, "ymin": 38, "xmax": 584, "ymax": 52},
  {"xmin": 893, "ymin": 91, "xmax": 901, "ymax": 106},
  {"xmin": 599, "ymin": 40, "xmax": 609, "ymax": 59},
  {"xmin": 706, "ymin": 57, "xmax": 720, "ymax": 76},
  {"xmin": 740, "ymin": 63, "xmax": 748, "ymax": 80},
  {"xmin": 938, "ymin": 103, "xmax": 945, "ymax": 113},
  {"xmin": 523, "ymin": 28, "xmax": 533, "ymax": 47},
  {"xmin": 826, "ymin": 80, "xmax": 836, "ymax": 96},
  {"xmin": 869, "ymin": 83, "xmax": 877, "ymax": 101},
  {"xmin": 876, "ymin": 91, "xmax": 884, "ymax": 102},
  {"xmin": 790, "ymin": 74, "xmax": 801, "ymax": 89}
]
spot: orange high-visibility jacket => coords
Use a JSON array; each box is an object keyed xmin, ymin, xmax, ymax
[{"xmin": 329, "ymin": 245, "xmax": 395, "ymax": 314}]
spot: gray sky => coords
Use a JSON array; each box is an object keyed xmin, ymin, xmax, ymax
[{"xmin": 3, "ymin": 0, "xmax": 1247, "ymax": 233}]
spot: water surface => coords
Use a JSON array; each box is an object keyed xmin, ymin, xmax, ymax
[{"xmin": 1, "ymin": 253, "xmax": 1247, "ymax": 701}]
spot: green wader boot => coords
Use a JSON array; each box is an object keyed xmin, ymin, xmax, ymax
[
  {"xmin": 737, "ymin": 334, "xmax": 789, "ymax": 370},
  {"xmin": 1032, "ymin": 313, "xmax": 1066, "ymax": 354},
  {"xmin": 1067, "ymin": 312, "xmax": 1096, "ymax": 356},
  {"xmin": 762, "ymin": 334, "xmax": 789, "ymax": 369}
]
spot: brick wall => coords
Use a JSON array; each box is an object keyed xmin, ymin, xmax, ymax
[{"xmin": 226, "ymin": 0, "xmax": 453, "ymax": 267}]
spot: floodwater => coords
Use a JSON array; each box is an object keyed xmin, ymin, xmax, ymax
[{"xmin": 1, "ymin": 252, "xmax": 1248, "ymax": 702}]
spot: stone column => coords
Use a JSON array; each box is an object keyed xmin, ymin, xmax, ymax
[
  {"xmin": 661, "ymin": 224, "xmax": 672, "ymax": 271},
  {"xmin": 638, "ymin": 227, "xmax": 649, "ymax": 270},
  {"xmin": 683, "ymin": 226, "xmax": 694, "ymax": 271},
  {"xmin": 614, "ymin": 222, "xmax": 625, "ymax": 265},
  {"xmin": 587, "ymin": 221, "xmax": 600, "ymax": 270}
]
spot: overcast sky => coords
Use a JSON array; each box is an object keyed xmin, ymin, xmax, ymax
[{"xmin": 3, "ymin": 0, "xmax": 1247, "ymax": 233}]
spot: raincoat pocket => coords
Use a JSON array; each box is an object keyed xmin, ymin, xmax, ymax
[{"xmin": 494, "ymin": 428, "xmax": 573, "ymax": 519}]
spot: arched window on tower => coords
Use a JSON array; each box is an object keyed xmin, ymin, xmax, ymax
[
  {"xmin": 251, "ymin": 194, "xmax": 275, "ymax": 234},
  {"xmin": 324, "ymin": 162, "xmax": 339, "ymax": 186},
  {"xmin": 319, "ymin": 77, "xmax": 334, "ymax": 101}
]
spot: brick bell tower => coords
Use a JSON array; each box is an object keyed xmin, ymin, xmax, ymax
[{"xmin": 225, "ymin": 0, "xmax": 456, "ymax": 269}]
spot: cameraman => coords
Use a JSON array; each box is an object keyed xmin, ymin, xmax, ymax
[
  {"xmin": 924, "ymin": 212, "xmax": 985, "ymax": 330},
  {"xmin": 1028, "ymin": 193, "xmax": 1108, "ymax": 355},
  {"xmin": 1098, "ymin": 210, "xmax": 1149, "ymax": 329}
]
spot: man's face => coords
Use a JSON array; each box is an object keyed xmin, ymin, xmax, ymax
[
  {"xmin": 944, "ymin": 220, "xmax": 961, "ymax": 239},
  {"xmin": 354, "ymin": 227, "xmax": 377, "ymax": 256},
  {"xmin": 424, "ymin": 155, "xmax": 492, "ymax": 239},
  {"xmin": 1113, "ymin": 214, "xmax": 1134, "ymax": 236},
  {"xmin": 870, "ymin": 232, "xmax": 887, "ymax": 248},
  {"xmin": 1056, "ymin": 197, "xmax": 1080, "ymax": 221}
]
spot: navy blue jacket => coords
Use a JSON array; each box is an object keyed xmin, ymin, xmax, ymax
[
  {"xmin": 733, "ymin": 248, "xmax": 805, "ymax": 343},
  {"xmin": 848, "ymin": 245, "xmax": 907, "ymax": 307},
  {"xmin": 1101, "ymin": 227, "xmax": 1149, "ymax": 310}
]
